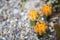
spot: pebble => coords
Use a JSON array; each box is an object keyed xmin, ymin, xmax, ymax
[
  {"xmin": 49, "ymin": 22, "xmax": 54, "ymax": 27},
  {"xmin": 20, "ymin": 12, "xmax": 25, "ymax": 16},
  {"xmin": 13, "ymin": 9, "xmax": 19, "ymax": 14}
]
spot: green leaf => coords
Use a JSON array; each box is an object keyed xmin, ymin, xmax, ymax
[
  {"xmin": 37, "ymin": 34, "xmax": 43, "ymax": 39},
  {"xmin": 21, "ymin": 0, "xmax": 26, "ymax": 3},
  {"xmin": 43, "ymin": 33, "xmax": 49, "ymax": 38},
  {"xmin": 30, "ymin": 20, "xmax": 36, "ymax": 27},
  {"xmin": 43, "ymin": 16, "xmax": 47, "ymax": 21},
  {"xmin": 21, "ymin": 0, "xmax": 26, "ymax": 12}
]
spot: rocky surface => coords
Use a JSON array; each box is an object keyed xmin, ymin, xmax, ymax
[{"xmin": 0, "ymin": 0, "xmax": 57, "ymax": 40}]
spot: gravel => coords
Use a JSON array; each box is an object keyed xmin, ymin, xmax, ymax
[{"xmin": 0, "ymin": 0, "xmax": 57, "ymax": 40}]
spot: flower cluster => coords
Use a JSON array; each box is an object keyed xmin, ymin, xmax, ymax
[
  {"xmin": 29, "ymin": 4, "xmax": 52, "ymax": 36},
  {"xmin": 29, "ymin": 4, "xmax": 52, "ymax": 21}
]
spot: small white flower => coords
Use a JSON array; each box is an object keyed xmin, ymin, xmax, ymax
[{"xmin": 41, "ymin": 17, "xmax": 44, "ymax": 20}]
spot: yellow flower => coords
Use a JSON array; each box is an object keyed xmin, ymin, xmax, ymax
[
  {"xmin": 29, "ymin": 9, "xmax": 40, "ymax": 21},
  {"xmin": 42, "ymin": 4, "xmax": 52, "ymax": 16},
  {"xmin": 34, "ymin": 21, "xmax": 48, "ymax": 35}
]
